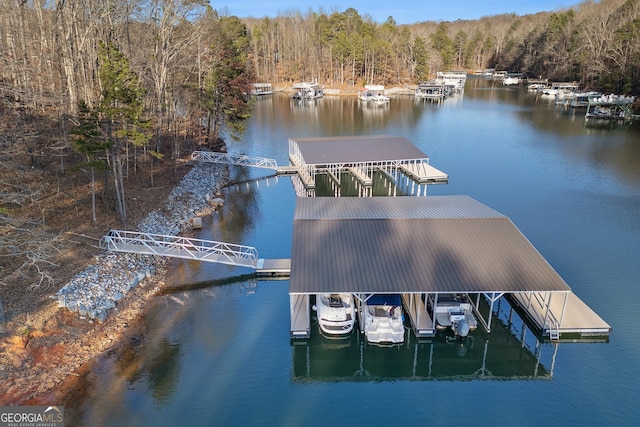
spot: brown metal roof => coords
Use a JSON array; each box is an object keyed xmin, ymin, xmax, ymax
[
  {"xmin": 294, "ymin": 195, "xmax": 504, "ymax": 220},
  {"xmin": 290, "ymin": 135, "xmax": 429, "ymax": 165},
  {"xmin": 289, "ymin": 196, "xmax": 571, "ymax": 295}
]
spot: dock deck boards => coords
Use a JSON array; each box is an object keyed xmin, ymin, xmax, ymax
[
  {"xmin": 276, "ymin": 165, "xmax": 299, "ymax": 174},
  {"xmin": 290, "ymin": 294, "xmax": 311, "ymax": 338},
  {"xmin": 399, "ymin": 163, "xmax": 448, "ymax": 183},
  {"xmin": 402, "ymin": 294, "xmax": 435, "ymax": 337},
  {"xmin": 256, "ymin": 258, "xmax": 291, "ymax": 277},
  {"xmin": 508, "ymin": 292, "xmax": 611, "ymax": 339},
  {"xmin": 347, "ymin": 166, "xmax": 373, "ymax": 186}
]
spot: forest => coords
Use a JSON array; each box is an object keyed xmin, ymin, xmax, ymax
[
  {"xmin": 245, "ymin": 0, "xmax": 640, "ymax": 93},
  {"xmin": 1, "ymin": 0, "xmax": 639, "ymax": 309}
]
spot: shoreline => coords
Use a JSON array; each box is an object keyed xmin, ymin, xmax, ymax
[{"xmin": 0, "ymin": 161, "xmax": 230, "ymax": 405}]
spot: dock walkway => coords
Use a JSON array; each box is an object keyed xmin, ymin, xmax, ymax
[
  {"xmin": 256, "ymin": 259, "xmax": 291, "ymax": 277},
  {"xmin": 402, "ymin": 294, "xmax": 435, "ymax": 337},
  {"xmin": 398, "ymin": 163, "xmax": 448, "ymax": 183},
  {"xmin": 102, "ymin": 230, "xmax": 291, "ymax": 276},
  {"xmin": 507, "ymin": 292, "xmax": 611, "ymax": 341}
]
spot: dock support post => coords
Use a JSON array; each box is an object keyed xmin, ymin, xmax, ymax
[
  {"xmin": 543, "ymin": 292, "xmax": 553, "ymax": 334},
  {"xmin": 559, "ymin": 292, "xmax": 569, "ymax": 328}
]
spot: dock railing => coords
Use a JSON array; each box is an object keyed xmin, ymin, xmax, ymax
[
  {"xmin": 101, "ymin": 230, "xmax": 259, "ymax": 269},
  {"xmin": 526, "ymin": 292, "xmax": 562, "ymax": 339},
  {"xmin": 191, "ymin": 151, "xmax": 278, "ymax": 170}
]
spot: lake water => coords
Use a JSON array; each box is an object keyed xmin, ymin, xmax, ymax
[{"xmin": 64, "ymin": 78, "xmax": 640, "ymax": 426}]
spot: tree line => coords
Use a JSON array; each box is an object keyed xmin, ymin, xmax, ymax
[
  {"xmin": 2, "ymin": 1, "xmax": 639, "ymax": 139},
  {"xmin": 1, "ymin": 0, "xmax": 639, "ymax": 227},
  {"xmin": 247, "ymin": 0, "xmax": 639, "ymax": 94}
]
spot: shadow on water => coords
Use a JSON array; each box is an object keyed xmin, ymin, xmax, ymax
[{"xmin": 156, "ymin": 273, "xmax": 259, "ymax": 295}]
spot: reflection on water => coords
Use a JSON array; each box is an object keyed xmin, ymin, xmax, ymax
[
  {"xmin": 67, "ymin": 279, "xmax": 558, "ymax": 423},
  {"xmin": 313, "ymin": 170, "xmax": 432, "ymax": 197},
  {"xmin": 64, "ymin": 277, "xmax": 560, "ymax": 426},
  {"xmin": 295, "ymin": 295, "xmax": 554, "ymax": 382}
]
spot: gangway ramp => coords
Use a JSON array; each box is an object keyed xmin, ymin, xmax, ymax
[
  {"xmin": 191, "ymin": 151, "xmax": 278, "ymax": 170},
  {"xmin": 101, "ymin": 230, "xmax": 259, "ymax": 269}
]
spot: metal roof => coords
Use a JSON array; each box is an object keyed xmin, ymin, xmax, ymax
[
  {"xmin": 290, "ymin": 196, "xmax": 571, "ymax": 295},
  {"xmin": 289, "ymin": 135, "xmax": 429, "ymax": 165},
  {"xmin": 294, "ymin": 195, "xmax": 504, "ymax": 220}
]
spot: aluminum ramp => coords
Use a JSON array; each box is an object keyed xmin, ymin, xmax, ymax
[
  {"xmin": 101, "ymin": 230, "xmax": 259, "ymax": 269},
  {"xmin": 191, "ymin": 151, "xmax": 278, "ymax": 170}
]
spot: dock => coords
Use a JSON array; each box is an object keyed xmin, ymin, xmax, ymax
[
  {"xmin": 192, "ymin": 137, "xmax": 448, "ymax": 195},
  {"xmin": 101, "ymin": 139, "xmax": 611, "ymax": 347},
  {"xmin": 287, "ymin": 135, "xmax": 447, "ymax": 196},
  {"xmin": 256, "ymin": 258, "xmax": 291, "ymax": 277},
  {"xmin": 398, "ymin": 163, "xmax": 448, "ymax": 183},
  {"xmin": 276, "ymin": 165, "xmax": 299, "ymax": 175},
  {"xmin": 507, "ymin": 292, "xmax": 611, "ymax": 341},
  {"xmin": 288, "ymin": 195, "xmax": 611, "ymax": 342},
  {"xmin": 290, "ymin": 294, "xmax": 311, "ymax": 338},
  {"xmin": 402, "ymin": 294, "xmax": 435, "ymax": 337},
  {"xmin": 585, "ymin": 94, "xmax": 636, "ymax": 122}
]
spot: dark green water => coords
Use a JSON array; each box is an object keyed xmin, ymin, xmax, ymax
[{"xmin": 66, "ymin": 78, "xmax": 640, "ymax": 426}]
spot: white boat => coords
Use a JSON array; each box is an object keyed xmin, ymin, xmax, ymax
[
  {"xmin": 427, "ymin": 293, "xmax": 477, "ymax": 337},
  {"xmin": 541, "ymin": 82, "xmax": 579, "ymax": 97},
  {"xmin": 492, "ymin": 70, "xmax": 508, "ymax": 79},
  {"xmin": 362, "ymin": 294, "xmax": 404, "ymax": 344},
  {"xmin": 527, "ymin": 82, "xmax": 547, "ymax": 91},
  {"xmin": 358, "ymin": 85, "xmax": 390, "ymax": 103},
  {"xmin": 292, "ymin": 82, "xmax": 324, "ymax": 100},
  {"xmin": 313, "ymin": 293, "xmax": 356, "ymax": 336},
  {"xmin": 503, "ymin": 76, "xmax": 520, "ymax": 85}
]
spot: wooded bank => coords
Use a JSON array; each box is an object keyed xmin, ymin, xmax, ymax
[
  {"xmin": 1, "ymin": 0, "xmax": 639, "ymax": 298},
  {"xmin": 2, "ymin": 1, "xmax": 639, "ymax": 123}
]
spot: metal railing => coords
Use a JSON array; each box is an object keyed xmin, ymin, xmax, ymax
[
  {"xmin": 101, "ymin": 230, "xmax": 259, "ymax": 269},
  {"xmin": 527, "ymin": 292, "xmax": 562, "ymax": 339},
  {"xmin": 191, "ymin": 151, "xmax": 278, "ymax": 170}
]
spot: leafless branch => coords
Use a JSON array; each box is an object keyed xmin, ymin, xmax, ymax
[{"xmin": 0, "ymin": 217, "xmax": 62, "ymax": 290}]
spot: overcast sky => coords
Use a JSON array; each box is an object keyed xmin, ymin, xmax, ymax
[{"xmin": 212, "ymin": 0, "xmax": 584, "ymax": 25}]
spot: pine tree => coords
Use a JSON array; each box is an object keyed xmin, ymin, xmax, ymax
[
  {"xmin": 97, "ymin": 41, "xmax": 151, "ymax": 228},
  {"xmin": 201, "ymin": 14, "xmax": 254, "ymax": 144},
  {"xmin": 70, "ymin": 100, "xmax": 111, "ymax": 225}
]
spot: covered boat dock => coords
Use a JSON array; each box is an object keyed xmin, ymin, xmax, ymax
[
  {"xmin": 289, "ymin": 196, "xmax": 611, "ymax": 341},
  {"xmin": 287, "ymin": 135, "xmax": 448, "ymax": 197}
]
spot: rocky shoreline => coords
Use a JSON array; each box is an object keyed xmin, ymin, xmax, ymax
[
  {"xmin": 56, "ymin": 162, "xmax": 229, "ymax": 323},
  {"xmin": 0, "ymin": 161, "xmax": 230, "ymax": 404}
]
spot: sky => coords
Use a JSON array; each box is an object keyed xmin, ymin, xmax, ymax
[{"xmin": 212, "ymin": 1, "xmax": 585, "ymax": 25}]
